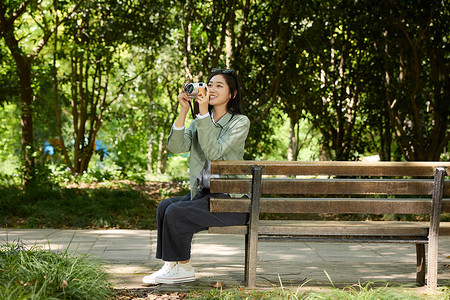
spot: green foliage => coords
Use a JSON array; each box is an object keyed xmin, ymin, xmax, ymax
[
  {"xmin": 0, "ymin": 241, "xmax": 113, "ymax": 299},
  {"xmin": 164, "ymin": 154, "xmax": 190, "ymax": 181},
  {"xmin": 0, "ymin": 173, "xmax": 21, "ymax": 187},
  {"xmin": 0, "ymin": 184, "xmax": 163, "ymax": 229},
  {"xmin": 1, "ymin": 0, "xmax": 449, "ymax": 185},
  {"xmin": 0, "ymin": 43, "xmax": 19, "ymax": 105},
  {"xmin": 47, "ymin": 161, "xmax": 128, "ymax": 184},
  {"xmin": 0, "ymin": 103, "xmax": 20, "ymax": 171}
]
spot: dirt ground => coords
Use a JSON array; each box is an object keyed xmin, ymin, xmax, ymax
[{"xmin": 114, "ymin": 288, "xmax": 187, "ymax": 300}]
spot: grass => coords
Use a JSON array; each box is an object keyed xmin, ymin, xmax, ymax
[
  {"xmin": 184, "ymin": 273, "xmax": 450, "ymax": 299},
  {"xmin": 0, "ymin": 239, "xmax": 113, "ymax": 299},
  {"xmin": 185, "ymin": 281, "xmax": 448, "ymax": 299},
  {"xmin": 0, "ymin": 181, "xmax": 188, "ymax": 229},
  {"xmin": 186, "ymin": 288, "xmax": 434, "ymax": 299},
  {"xmin": 187, "ymin": 288, "xmax": 417, "ymax": 299}
]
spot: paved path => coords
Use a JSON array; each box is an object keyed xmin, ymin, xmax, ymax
[{"xmin": 1, "ymin": 229, "xmax": 449, "ymax": 292}]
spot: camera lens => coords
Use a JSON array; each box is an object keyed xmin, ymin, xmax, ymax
[{"xmin": 184, "ymin": 84, "xmax": 194, "ymax": 94}]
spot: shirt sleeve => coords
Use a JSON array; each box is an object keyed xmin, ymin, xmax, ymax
[
  {"xmin": 196, "ymin": 112, "xmax": 210, "ymax": 120},
  {"xmin": 167, "ymin": 121, "xmax": 195, "ymax": 153},
  {"xmin": 172, "ymin": 124, "xmax": 185, "ymax": 130}
]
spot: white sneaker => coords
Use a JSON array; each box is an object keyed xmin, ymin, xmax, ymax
[
  {"xmin": 142, "ymin": 262, "xmax": 176, "ymax": 284},
  {"xmin": 155, "ymin": 263, "xmax": 195, "ymax": 284}
]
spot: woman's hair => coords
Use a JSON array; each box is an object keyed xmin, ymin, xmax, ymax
[{"xmin": 207, "ymin": 69, "xmax": 243, "ymax": 115}]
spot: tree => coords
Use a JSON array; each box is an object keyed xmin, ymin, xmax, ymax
[
  {"xmin": 0, "ymin": 0, "xmax": 84, "ymax": 184},
  {"xmin": 230, "ymin": 0, "xmax": 297, "ymax": 158},
  {"xmin": 277, "ymin": 0, "xmax": 450, "ymax": 162},
  {"xmin": 52, "ymin": 0, "xmax": 171, "ymax": 175},
  {"xmin": 376, "ymin": 0, "xmax": 450, "ymax": 161}
]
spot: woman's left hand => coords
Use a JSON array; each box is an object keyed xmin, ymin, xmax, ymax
[{"xmin": 195, "ymin": 88, "xmax": 210, "ymax": 116}]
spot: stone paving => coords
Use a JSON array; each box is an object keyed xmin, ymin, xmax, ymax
[{"xmin": 1, "ymin": 229, "xmax": 450, "ymax": 292}]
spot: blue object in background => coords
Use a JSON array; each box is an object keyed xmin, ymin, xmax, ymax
[
  {"xmin": 43, "ymin": 141, "xmax": 54, "ymax": 155},
  {"xmin": 95, "ymin": 140, "xmax": 109, "ymax": 160}
]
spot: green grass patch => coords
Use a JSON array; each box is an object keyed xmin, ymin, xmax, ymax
[
  {"xmin": 186, "ymin": 283, "xmax": 449, "ymax": 300},
  {"xmin": 0, "ymin": 182, "xmax": 188, "ymax": 229},
  {"xmin": 183, "ymin": 272, "xmax": 450, "ymax": 299},
  {"xmin": 0, "ymin": 240, "xmax": 113, "ymax": 299}
]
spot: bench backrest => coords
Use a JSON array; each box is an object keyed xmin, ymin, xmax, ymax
[{"xmin": 210, "ymin": 161, "xmax": 450, "ymax": 215}]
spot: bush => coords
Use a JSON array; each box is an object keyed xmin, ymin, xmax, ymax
[{"xmin": 0, "ymin": 241, "xmax": 113, "ymax": 299}]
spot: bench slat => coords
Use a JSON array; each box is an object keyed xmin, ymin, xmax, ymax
[
  {"xmin": 211, "ymin": 161, "xmax": 450, "ymax": 176},
  {"xmin": 208, "ymin": 221, "xmax": 450, "ymax": 236},
  {"xmin": 258, "ymin": 236, "xmax": 429, "ymax": 244},
  {"xmin": 210, "ymin": 178, "xmax": 450, "ymax": 195},
  {"xmin": 210, "ymin": 198, "xmax": 450, "ymax": 214}
]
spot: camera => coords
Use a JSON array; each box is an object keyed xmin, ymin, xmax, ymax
[{"xmin": 183, "ymin": 82, "xmax": 207, "ymax": 99}]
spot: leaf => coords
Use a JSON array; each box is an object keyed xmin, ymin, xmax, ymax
[
  {"xmin": 61, "ymin": 279, "xmax": 69, "ymax": 288},
  {"xmin": 209, "ymin": 282, "xmax": 222, "ymax": 288}
]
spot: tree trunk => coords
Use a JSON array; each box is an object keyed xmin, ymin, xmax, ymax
[
  {"xmin": 288, "ymin": 117, "xmax": 297, "ymax": 161},
  {"xmin": 181, "ymin": 0, "xmax": 193, "ymax": 81},
  {"xmin": 19, "ymin": 63, "xmax": 35, "ymax": 184},
  {"xmin": 380, "ymin": 115, "xmax": 392, "ymax": 161},
  {"xmin": 147, "ymin": 134, "xmax": 154, "ymax": 175},
  {"xmin": 157, "ymin": 130, "xmax": 166, "ymax": 174},
  {"xmin": 1, "ymin": 17, "xmax": 35, "ymax": 184},
  {"xmin": 145, "ymin": 76, "xmax": 155, "ymax": 176}
]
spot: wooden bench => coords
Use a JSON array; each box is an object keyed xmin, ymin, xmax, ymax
[{"xmin": 208, "ymin": 161, "xmax": 450, "ymax": 290}]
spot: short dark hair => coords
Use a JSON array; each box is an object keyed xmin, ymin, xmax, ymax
[{"xmin": 207, "ymin": 69, "xmax": 243, "ymax": 115}]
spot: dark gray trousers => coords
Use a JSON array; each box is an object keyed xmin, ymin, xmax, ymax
[{"xmin": 156, "ymin": 188, "xmax": 248, "ymax": 261}]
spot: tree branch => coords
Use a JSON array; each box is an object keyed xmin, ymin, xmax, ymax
[
  {"xmin": 7, "ymin": 0, "xmax": 30, "ymax": 24},
  {"xmin": 32, "ymin": 0, "xmax": 85, "ymax": 57}
]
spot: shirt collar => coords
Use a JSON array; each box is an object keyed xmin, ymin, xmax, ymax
[{"xmin": 212, "ymin": 111, "xmax": 233, "ymax": 128}]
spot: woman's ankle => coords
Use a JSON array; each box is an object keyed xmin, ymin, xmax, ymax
[{"xmin": 178, "ymin": 259, "xmax": 190, "ymax": 264}]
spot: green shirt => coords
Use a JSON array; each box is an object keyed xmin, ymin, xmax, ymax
[{"xmin": 167, "ymin": 112, "xmax": 250, "ymax": 199}]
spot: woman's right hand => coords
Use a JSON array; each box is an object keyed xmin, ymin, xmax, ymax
[
  {"xmin": 174, "ymin": 85, "xmax": 191, "ymax": 128},
  {"xmin": 178, "ymin": 85, "xmax": 191, "ymax": 113}
]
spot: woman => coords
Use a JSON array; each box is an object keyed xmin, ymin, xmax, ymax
[{"xmin": 142, "ymin": 69, "xmax": 250, "ymax": 284}]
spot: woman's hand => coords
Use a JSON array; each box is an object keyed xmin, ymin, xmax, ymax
[
  {"xmin": 173, "ymin": 85, "xmax": 191, "ymax": 128},
  {"xmin": 178, "ymin": 87, "xmax": 191, "ymax": 113},
  {"xmin": 195, "ymin": 87, "xmax": 210, "ymax": 116}
]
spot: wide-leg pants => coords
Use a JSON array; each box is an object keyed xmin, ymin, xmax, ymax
[{"xmin": 156, "ymin": 188, "xmax": 248, "ymax": 261}]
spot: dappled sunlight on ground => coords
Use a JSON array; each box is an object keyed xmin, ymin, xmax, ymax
[{"xmin": 1, "ymin": 229, "xmax": 449, "ymax": 292}]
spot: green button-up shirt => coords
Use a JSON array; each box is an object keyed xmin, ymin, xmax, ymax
[{"xmin": 167, "ymin": 112, "xmax": 250, "ymax": 199}]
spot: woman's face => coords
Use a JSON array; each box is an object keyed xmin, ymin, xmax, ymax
[{"xmin": 207, "ymin": 74, "xmax": 232, "ymax": 108}]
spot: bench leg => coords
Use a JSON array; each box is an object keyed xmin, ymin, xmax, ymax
[
  {"xmin": 244, "ymin": 234, "xmax": 249, "ymax": 284},
  {"xmin": 428, "ymin": 229, "xmax": 440, "ymax": 290},
  {"xmin": 244, "ymin": 231, "xmax": 258, "ymax": 287},
  {"xmin": 244, "ymin": 165, "xmax": 262, "ymax": 287},
  {"xmin": 416, "ymin": 244, "xmax": 426, "ymax": 286},
  {"xmin": 427, "ymin": 166, "xmax": 445, "ymax": 290}
]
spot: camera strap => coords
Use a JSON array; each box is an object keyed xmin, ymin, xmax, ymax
[{"xmin": 188, "ymin": 100, "xmax": 196, "ymax": 120}]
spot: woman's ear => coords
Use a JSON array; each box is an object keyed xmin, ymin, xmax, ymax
[{"xmin": 233, "ymin": 90, "xmax": 238, "ymax": 99}]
